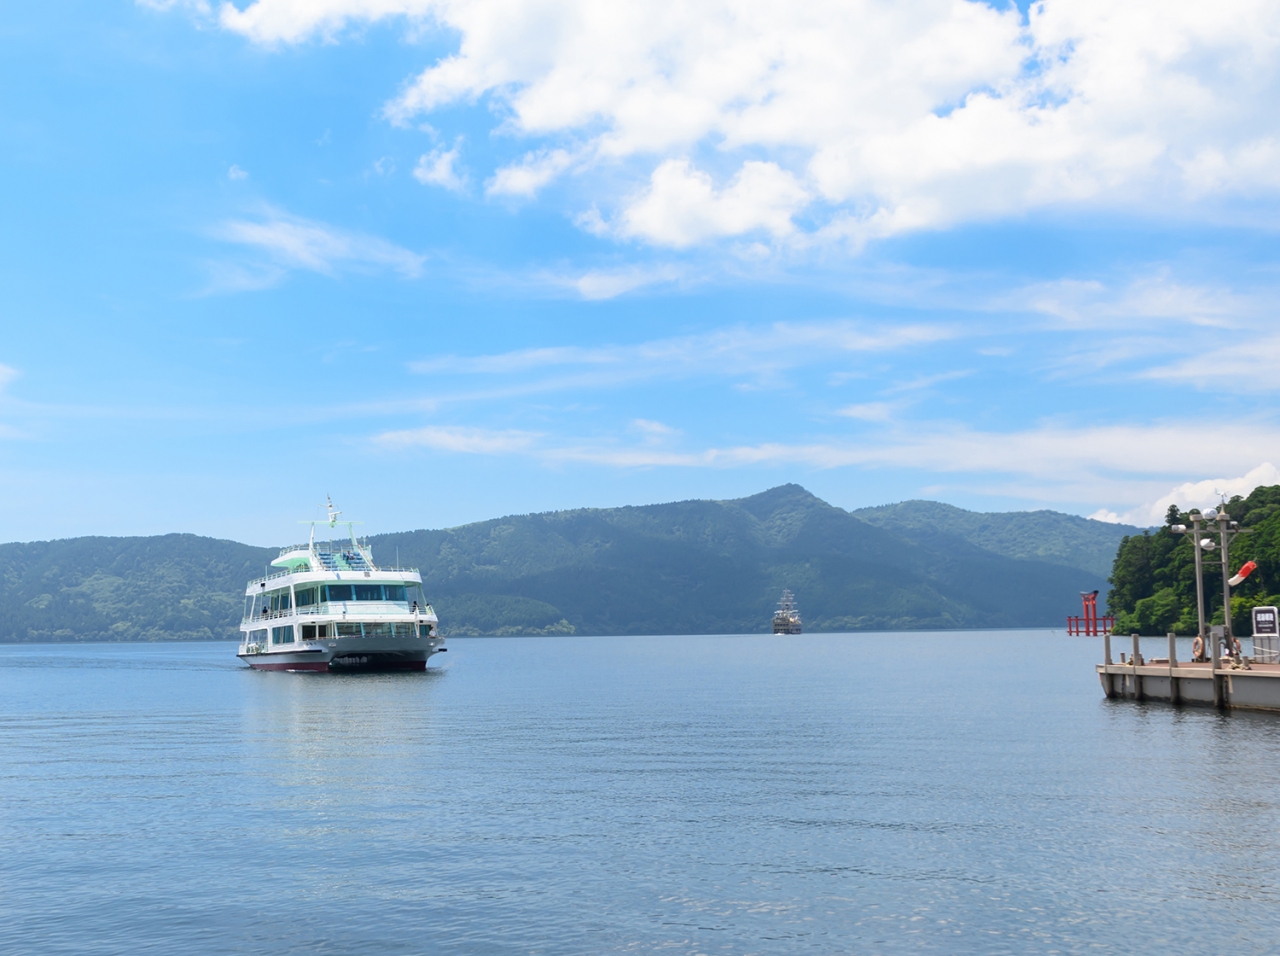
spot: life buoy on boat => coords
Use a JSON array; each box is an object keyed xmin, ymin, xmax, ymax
[{"xmin": 1192, "ymin": 636, "xmax": 1205, "ymax": 659}]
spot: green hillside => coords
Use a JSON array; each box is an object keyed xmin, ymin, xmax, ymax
[
  {"xmin": 852, "ymin": 499, "xmax": 1140, "ymax": 576},
  {"xmin": 0, "ymin": 485, "xmax": 1108, "ymax": 641},
  {"xmin": 0, "ymin": 534, "xmax": 274, "ymax": 642},
  {"xmin": 1107, "ymin": 485, "xmax": 1280, "ymax": 636},
  {"xmin": 373, "ymin": 485, "xmax": 1105, "ymax": 636}
]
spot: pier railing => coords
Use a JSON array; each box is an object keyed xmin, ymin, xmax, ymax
[
  {"xmin": 1254, "ymin": 633, "xmax": 1280, "ymax": 665},
  {"xmin": 1101, "ymin": 631, "xmax": 1268, "ymax": 667}
]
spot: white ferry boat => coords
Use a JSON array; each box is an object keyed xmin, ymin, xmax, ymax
[{"xmin": 237, "ymin": 501, "xmax": 445, "ymax": 672}]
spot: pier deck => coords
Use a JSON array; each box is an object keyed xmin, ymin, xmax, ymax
[{"xmin": 1098, "ymin": 657, "xmax": 1280, "ymax": 712}]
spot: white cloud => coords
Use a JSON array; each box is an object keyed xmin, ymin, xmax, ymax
[
  {"xmin": 616, "ymin": 160, "xmax": 809, "ymax": 248},
  {"xmin": 818, "ymin": 422, "xmax": 1280, "ymax": 484},
  {"xmin": 486, "ymin": 149, "xmax": 575, "ymax": 198},
  {"xmin": 199, "ymin": 0, "xmax": 1280, "ymax": 248},
  {"xmin": 372, "ymin": 424, "xmax": 539, "ymax": 454},
  {"xmin": 631, "ymin": 418, "xmax": 678, "ymax": 443},
  {"xmin": 0, "ymin": 364, "xmax": 26, "ymax": 440},
  {"xmin": 413, "ymin": 145, "xmax": 466, "ymax": 191},
  {"xmin": 213, "ymin": 208, "xmax": 425, "ymax": 278},
  {"xmin": 1143, "ymin": 334, "xmax": 1280, "ymax": 391},
  {"xmin": 836, "ymin": 402, "xmax": 894, "ymax": 422},
  {"xmin": 200, "ymin": 260, "xmax": 288, "ymax": 294},
  {"xmin": 409, "ymin": 321, "xmax": 955, "ymax": 381},
  {"xmin": 227, "ymin": 164, "xmax": 249, "ymax": 180},
  {"xmin": 1088, "ymin": 508, "xmax": 1125, "ymax": 524},
  {"xmin": 214, "ymin": 0, "xmax": 431, "ymax": 44},
  {"xmin": 566, "ymin": 264, "xmax": 683, "ymax": 300},
  {"xmin": 1012, "ymin": 273, "xmax": 1257, "ymax": 330},
  {"xmin": 884, "ymin": 369, "xmax": 973, "ymax": 393},
  {"xmin": 138, "ymin": 0, "xmax": 210, "ymax": 12},
  {"xmin": 366, "ymin": 415, "xmax": 1280, "ymax": 528},
  {"xmin": 1105, "ymin": 462, "xmax": 1280, "ymax": 525}
]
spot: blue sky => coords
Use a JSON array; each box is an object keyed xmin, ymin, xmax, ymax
[{"xmin": 3, "ymin": 0, "xmax": 1280, "ymax": 546}]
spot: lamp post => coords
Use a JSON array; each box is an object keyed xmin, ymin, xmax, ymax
[
  {"xmin": 1219, "ymin": 511, "xmax": 1234, "ymax": 660},
  {"xmin": 1172, "ymin": 515, "xmax": 1209, "ymax": 661},
  {"xmin": 1172, "ymin": 507, "xmax": 1251, "ymax": 708}
]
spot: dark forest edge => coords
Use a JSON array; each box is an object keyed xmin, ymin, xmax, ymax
[
  {"xmin": 1107, "ymin": 484, "xmax": 1280, "ymax": 636},
  {"xmin": 0, "ymin": 485, "xmax": 1137, "ymax": 642}
]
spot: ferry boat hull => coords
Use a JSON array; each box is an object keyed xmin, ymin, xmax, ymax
[{"xmin": 238, "ymin": 637, "xmax": 446, "ymax": 673}]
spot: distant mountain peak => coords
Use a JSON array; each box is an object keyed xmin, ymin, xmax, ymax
[{"xmin": 731, "ymin": 484, "xmax": 830, "ymax": 519}]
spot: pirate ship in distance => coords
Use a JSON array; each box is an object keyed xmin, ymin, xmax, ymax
[{"xmin": 773, "ymin": 589, "xmax": 802, "ymax": 634}]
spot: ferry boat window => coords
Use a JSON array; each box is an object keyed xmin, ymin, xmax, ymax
[
  {"xmin": 393, "ymin": 622, "xmax": 415, "ymax": 638},
  {"xmin": 384, "ymin": 585, "xmax": 407, "ymax": 602},
  {"xmin": 271, "ymin": 625, "xmax": 295, "ymax": 644},
  {"xmin": 294, "ymin": 587, "xmax": 318, "ymax": 607},
  {"xmin": 323, "ymin": 584, "xmax": 354, "ymax": 602},
  {"xmin": 364, "ymin": 622, "xmax": 392, "ymax": 638},
  {"xmin": 269, "ymin": 589, "xmax": 291, "ymax": 612},
  {"xmin": 336, "ymin": 622, "xmax": 362, "ymax": 637},
  {"xmin": 354, "ymin": 584, "xmax": 382, "ymax": 601},
  {"xmin": 407, "ymin": 584, "xmax": 425, "ymax": 606},
  {"xmin": 418, "ymin": 624, "xmax": 433, "ymax": 638},
  {"xmin": 250, "ymin": 628, "xmax": 267, "ymax": 643}
]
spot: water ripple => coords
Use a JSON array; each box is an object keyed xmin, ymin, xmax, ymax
[{"xmin": 1, "ymin": 633, "xmax": 1279, "ymax": 955}]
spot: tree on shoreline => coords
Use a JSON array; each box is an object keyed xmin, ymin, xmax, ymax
[{"xmin": 1108, "ymin": 485, "xmax": 1280, "ymax": 635}]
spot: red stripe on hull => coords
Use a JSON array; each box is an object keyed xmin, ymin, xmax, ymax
[{"xmin": 241, "ymin": 658, "xmax": 430, "ymax": 672}]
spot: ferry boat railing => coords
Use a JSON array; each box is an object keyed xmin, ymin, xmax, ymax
[
  {"xmin": 244, "ymin": 622, "xmax": 433, "ymax": 642},
  {"xmin": 248, "ymin": 566, "xmax": 423, "ymax": 588},
  {"xmin": 248, "ymin": 607, "xmax": 297, "ymax": 622},
  {"xmin": 243, "ymin": 602, "xmax": 436, "ymax": 623},
  {"xmin": 276, "ymin": 541, "xmax": 381, "ymax": 558}
]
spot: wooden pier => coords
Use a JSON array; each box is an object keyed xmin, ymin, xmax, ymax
[
  {"xmin": 1095, "ymin": 504, "xmax": 1280, "ymax": 712},
  {"xmin": 1097, "ymin": 631, "xmax": 1280, "ymax": 712}
]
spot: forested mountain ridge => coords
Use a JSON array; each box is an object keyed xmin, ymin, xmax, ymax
[
  {"xmin": 0, "ymin": 535, "xmax": 275, "ymax": 643},
  {"xmin": 0, "ymin": 485, "xmax": 1112, "ymax": 641},
  {"xmin": 374, "ymin": 484, "xmax": 1108, "ymax": 635},
  {"xmin": 852, "ymin": 500, "xmax": 1140, "ymax": 576},
  {"xmin": 1107, "ymin": 484, "xmax": 1280, "ymax": 636}
]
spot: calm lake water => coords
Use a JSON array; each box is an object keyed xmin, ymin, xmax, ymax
[{"xmin": 2, "ymin": 632, "xmax": 1279, "ymax": 955}]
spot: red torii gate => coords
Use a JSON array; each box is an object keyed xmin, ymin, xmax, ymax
[{"xmin": 1068, "ymin": 589, "xmax": 1114, "ymax": 636}]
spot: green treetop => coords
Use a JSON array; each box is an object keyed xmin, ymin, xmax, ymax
[{"xmin": 1108, "ymin": 484, "xmax": 1280, "ymax": 635}]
